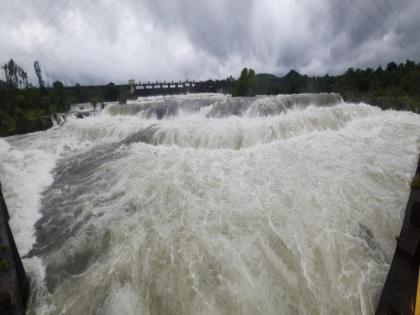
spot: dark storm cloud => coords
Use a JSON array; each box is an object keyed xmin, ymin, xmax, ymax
[
  {"xmin": 0, "ymin": 0, "xmax": 419, "ymax": 85},
  {"xmin": 142, "ymin": 0, "xmax": 256, "ymax": 59}
]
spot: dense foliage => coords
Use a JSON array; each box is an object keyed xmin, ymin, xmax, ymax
[
  {"xmin": 0, "ymin": 59, "xmax": 130, "ymax": 136},
  {"xmin": 231, "ymin": 68, "xmax": 257, "ymax": 96}
]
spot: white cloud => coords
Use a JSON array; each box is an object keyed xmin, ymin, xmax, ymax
[{"xmin": 0, "ymin": 0, "xmax": 419, "ymax": 85}]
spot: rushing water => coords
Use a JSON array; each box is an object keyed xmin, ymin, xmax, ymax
[{"xmin": 0, "ymin": 93, "xmax": 419, "ymax": 314}]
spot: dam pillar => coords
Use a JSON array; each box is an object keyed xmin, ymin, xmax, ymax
[{"xmin": 0, "ymin": 182, "xmax": 29, "ymax": 314}]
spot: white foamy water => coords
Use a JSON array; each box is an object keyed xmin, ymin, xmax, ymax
[{"xmin": 0, "ymin": 93, "xmax": 419, "ymax": 315}]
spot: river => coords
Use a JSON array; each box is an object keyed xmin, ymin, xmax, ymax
[{"xmin": 0, "ymin": 93, "xmax": 419, "ymax": 314}]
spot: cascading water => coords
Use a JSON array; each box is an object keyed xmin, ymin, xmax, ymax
[{"xmin": 0, "ymin": 93, "xmax": 419, "ymax": 314}]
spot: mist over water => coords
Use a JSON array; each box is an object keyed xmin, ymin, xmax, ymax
[{"xmin": 0, "ymin": 93, "xmax": 419, "ymax": 314}]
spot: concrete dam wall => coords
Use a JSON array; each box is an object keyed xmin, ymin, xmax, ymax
[
  {"xmin": 0, "ymin": 182, "xmax": 28, "ymax": 314},
  {"xmin": 376, "ymin": 155, "xmax": 420, "ymax": 314}
]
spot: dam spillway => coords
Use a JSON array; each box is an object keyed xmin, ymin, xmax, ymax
[{"xmin": 0, "ymin": 93, "xmax": 419, "ymax": 314}]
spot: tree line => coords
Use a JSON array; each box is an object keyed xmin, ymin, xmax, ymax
[
  {"xmin": 232, "ymin": 61, "xmax": 420, "ymax": 112},
  {"xmin": 0, "ymin": 59, "xmax": 130, "ymax": 136}
]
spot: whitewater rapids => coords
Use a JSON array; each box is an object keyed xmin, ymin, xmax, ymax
[{"xmin": 0, "ymin": 93, "xmax": 419, "ymax": 314}]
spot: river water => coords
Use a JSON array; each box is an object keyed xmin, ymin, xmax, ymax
[{"xmin": 0, "ymin": 93, "xmax": 419, "ymax": 314}]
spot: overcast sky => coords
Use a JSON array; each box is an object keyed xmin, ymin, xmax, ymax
[{"xmin": 1, "ymin": 0, "xmax": 419, "ymax": 85}]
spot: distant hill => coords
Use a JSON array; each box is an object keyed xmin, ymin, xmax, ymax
[
  {"xmin": 283, "ymin": 69, "xmax": 303, "ymax": 80},
  {"xmin": 255, "ymin": 70, "xmax": 307, "ymax": 94},
  {"xmin": 255, "ymin": 73, "xmax": 281, "ymax": 94}
]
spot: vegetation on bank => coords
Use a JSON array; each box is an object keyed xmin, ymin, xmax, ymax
[
  {"xmin": 0, "ymin": 59, "xmax": 130, "ymax": 136},
  {"xmin": 231, "ymin": 68, "xmax": 257, "ymax": 96},
  {"xmin": 1, "ymin": 58, "xmax": 420, "ymax": 137}
]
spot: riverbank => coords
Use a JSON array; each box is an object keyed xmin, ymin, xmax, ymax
[{"xmin": 0, "ymin": 181, "xmax": 28, "ymax": 314}]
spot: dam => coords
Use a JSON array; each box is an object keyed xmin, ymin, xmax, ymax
[
  {"xmin": 0, "ymin": 93, "xmax": 419, "ymax": 314},
  {"xmin": 130, "ymin": 80, "xmax": 217, "ymax": 97}
]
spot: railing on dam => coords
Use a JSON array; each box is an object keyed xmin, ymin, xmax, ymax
[{"xmin": 131, "ymin": 81, "xmax": 216, "ymax": 96}]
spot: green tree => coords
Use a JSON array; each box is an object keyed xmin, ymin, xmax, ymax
[
  {"xmin": 247, "ymin": 69, "xmax": 257, "ymax": 96},
  {"xmin": 2, "ymin": 59, "xmax": 28, "ymax": 89},
  {"xmin": 52, "ymin": 81, "xmax": 66, "ymax": 111},
  {"xmin": 386, "ymin": 62, "xmax": 397, "ymax": 72},
  {"xmin": 104, "ymin": 82, "xmax": 120, "ymax": 101},
  {"xmin": 34, "ymin": 61, "xmax": 45, "ymax": 90},
  {"xmin": 232, "ymin": 68, "xmax": 257, "ymax": 97}
]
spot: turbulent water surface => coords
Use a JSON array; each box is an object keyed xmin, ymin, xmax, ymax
[{"xmin": 0, "ymin": 93, "xmax": 419, "ymax": 314}]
